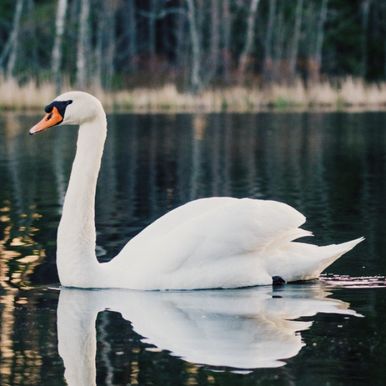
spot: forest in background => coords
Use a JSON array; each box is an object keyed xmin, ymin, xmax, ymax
[{"xmin": 0, "ymin": 0, "xmax": 386, "ymax": 110}]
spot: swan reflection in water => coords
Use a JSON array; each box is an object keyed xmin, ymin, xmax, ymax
[{"xmin": 57, "ymin": 284, "xmax": 361, "ymax": 385}]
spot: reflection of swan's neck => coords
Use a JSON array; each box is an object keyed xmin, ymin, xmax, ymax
[
  {"xmin": 57, "ymin": 112, "xmax": 107, "ymax": 287},
  {"xmin": 58, "ymin": 290, "xmax": 99, "ymax": 386}
]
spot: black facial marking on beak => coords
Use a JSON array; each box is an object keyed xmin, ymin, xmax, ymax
[{"xmin": 44, "ymin": 100, "xmax": 73, "ymax": 117}]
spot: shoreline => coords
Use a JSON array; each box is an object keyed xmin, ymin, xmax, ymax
[{"xmin": 1, "ymin": 78, "xmax": 386, "ymax": 113}]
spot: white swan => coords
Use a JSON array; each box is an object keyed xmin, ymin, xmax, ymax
[
  {"xmin": 29, "ymin": 91, "xmax": 364, "ymax": 289},
  {"xmin": 57, "ymin": 285, "xmax": 360, "ymax": 384}
]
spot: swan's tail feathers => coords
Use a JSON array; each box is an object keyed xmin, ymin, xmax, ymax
[
  {"xmin": 310, "ymin": 236, "xmax": 365, "ymax": 279},
  {"xmin": 331, "ymin": 236, "xmax": 365, "ymax": 253},
  {"xmin": 282, "ymin": 237, "xmax": 364, "ymax": 283}
]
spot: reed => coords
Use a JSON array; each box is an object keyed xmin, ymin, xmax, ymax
[{"xmin": 1, "ymin": 77, "xmax": 386, "ymax": 112}]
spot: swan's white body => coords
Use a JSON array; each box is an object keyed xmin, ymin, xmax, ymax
[{"xmin": 31, "ymin": 91, "xmax": 363, "ymax": 289}]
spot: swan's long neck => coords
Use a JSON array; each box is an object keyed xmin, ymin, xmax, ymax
[{"xmin": 57, "ymin": 112, "xmax": 107, "ymax": 287}]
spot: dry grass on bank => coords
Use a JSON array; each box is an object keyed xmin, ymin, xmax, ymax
[{"xmin": 1, "ymin": 77, "xmax": 386, "ymax": 112}]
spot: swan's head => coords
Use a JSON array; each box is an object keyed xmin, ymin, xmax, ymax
[{"xmin": 29, "ymin": 91, "xmax": 104, "ymax": 135}]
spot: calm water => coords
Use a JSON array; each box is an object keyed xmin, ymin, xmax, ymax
[{"xmin": 0, "ymin": 112, "xmax": 386, "ymax": 385}]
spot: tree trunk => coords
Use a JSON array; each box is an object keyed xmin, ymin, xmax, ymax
[
  {"xmin": 384, "ymin": 3, "xmax": 386, "ymax": 79},
  {"xmin": 148, "ymin": 0, "xmax": 156, "ymax": 70},
  {"xmin": 127, "ymin": 0, "xmax": 137, "ymax": 73},
  {"xmin": 262, "ymin": 0, "xmax": 276, "ymax": 83},
  {"xmin": 309, "ymin": 0, "xmax": 328, "ymax": 83},
  {"xmin": 105, "ymin": 2, "xmax": 116, "ymax": 90},
  {"xmin": 288, "ymin": 0, "xmax": 303, "ymax": 81},
  {"xmin": 175, "ymin": 5, "xmax": 186, "ymax": 69},
  {"xmin": 237, "ymin": 0, "xmax": 260, "ymax": 83},
  {"xmin": 52, "ymin": 0, "xmax": 68, "ymax": 94},
  {"xmin": 95, "ymin": 4, "xmax": 103, "ymax": 89},
  {"xmin": 26, "ymin": 0, "xmax": 38, "ymax": 77},
  {"xmin": 360, "ymin": 0, "xmax": 371, "ymax": 78},
  {"xmin": 272, "ymin": 3, "xmax": 285, "ymax": 82},
  {"xmin": 95, "ymin": 0, "xmax": 117, "ymax": 90},
  {"xmin": 221, "ymin": 0, "xmax": 232, "ymax": 83},
  {"xmin": 76, "ymin": 0, "xmax": 91, "ymax": 89},
  {"xmin": 5, "ymin": 0, "xmax": 24, "ymax": 79},
  {"xmin": 315, "ymin": 0, "xmax": 328, "ymax": 67},
  {"xmin": 186, "ymin": 0, "xmax": 202, "ymax": 92},
  {"xmin": 204, "ymin": 0, "xmax": 220, "ymax": 84}
]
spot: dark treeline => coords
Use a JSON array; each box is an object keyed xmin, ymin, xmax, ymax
[{"xmin": 0, "ymin": 0, "xmax": 385, "ymax": 93}]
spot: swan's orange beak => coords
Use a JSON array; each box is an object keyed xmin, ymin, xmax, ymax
[{"xmin": 29, "ymin": 106, "xmax": 63, "ymax": 135}]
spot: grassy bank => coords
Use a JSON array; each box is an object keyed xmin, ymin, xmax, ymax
[{"xmin": 1, "ymin": 78, "xmax": 386, "ymax": 112}]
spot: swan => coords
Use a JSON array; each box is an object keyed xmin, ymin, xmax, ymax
[
  {"xmin": 57, "ymin": 285, "xmax": 360, "ymax": 384},
  {"xmin": 29, "ymin": 91, "xmax": 364, "ymax": 289}
]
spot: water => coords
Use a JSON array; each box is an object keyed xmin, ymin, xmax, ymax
[{"xmin": 0, "ymin": 112, "xmax": 386, "ymax": 385}]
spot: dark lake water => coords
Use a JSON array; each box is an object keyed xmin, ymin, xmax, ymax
[{"xmin": 0, "ymin": 111, "xmax": 386, "ymax": 385}]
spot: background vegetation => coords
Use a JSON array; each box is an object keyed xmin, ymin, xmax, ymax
[{"xmin": 0, "ymin": 0, "xmax": 385, "ymax": 110}]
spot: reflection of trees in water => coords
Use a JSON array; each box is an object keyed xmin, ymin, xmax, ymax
[
  {"xmin": 0, "ymin": 288, "xmax": 59, "ymax": 386},
  {"xmin": 0, "ymin": 115, "xmax": 48, "ymax": 385},
  {"xmin": 0, "ymin": 114, "xmax": 44, "ymax": 287}
]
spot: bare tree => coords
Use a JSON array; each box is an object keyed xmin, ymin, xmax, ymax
[
  {"xmin": 104, "ymin": 2, "xmax": 117, "ymax": 89},
  {"xmin": 288, "ymin": 0, "xmax": 303, "ymax": 81},
  {"xmin": 204, "ymin": 0, "xmax": 220, "ymax": 85},
  {"xmin": 76, "ymin": 0, "xmax": 91, "ymax": 89},
  {"xmin": 5, "ymin": 0, "xmax": 24, "ymax": 79},
  {"xmin": 263, "ymin": 0, "xmax": 276, "ymax": 83},
  {"xmin": 26, "ymin": 0, "xmax": 38, "ymax": 77},
  {"xmin": 95, "ymin": 3, "xmax": 103, "ymax": 89},
  {"xmin": 314, "ymin": 0, "xmax": 328, "ymax": 82},
  {"xmin": 221, "ymin": 0, "xmax": 232, "ymax": 83},
  {"xmin": 237, "ymin": 0, "xmax": 260, "ymax": 83},
  {"xmin": 186, "ymin": 0, "xmax": 202, "ymax": 92},
  {"xmin": 127, "ymin": 0, "xmax": 137, "ymax": 73},
  {"xmin": 175, "ymin": 5, "xmax": 187, "ymax": 79},
  {"xmin": 360, "ymin": 0, "xmax": 371, "ymax": 77},
  {"xmin": 272, "ymin": 2, "xmax": 285, "ymax": 82},
  {"xmin": 95, "ymin": 0, "xmax": 118, "ymax": 90},
  {"xmin": 148, "ymin": 0, "xmax": 156, "ymax": 69},
  {"xmin": 52, "ymin": 0, "xmax": 68, "ymax": 94},
  {"xmin": 307, "ymin": 0, "xmax": 328, "ymax": 83}
]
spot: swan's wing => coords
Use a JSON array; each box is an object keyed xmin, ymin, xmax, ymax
[
  {"xmin": 117, "ymin": 197, "xmax": 308, "ymax": 272},
  {"xmin": 123, "ymin": 197, "xmax": 237, "ymax": 251}
]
